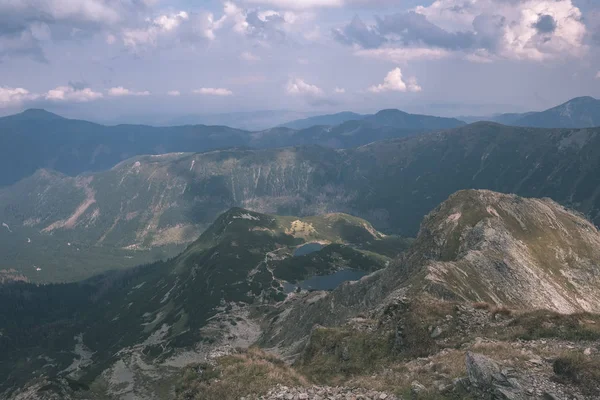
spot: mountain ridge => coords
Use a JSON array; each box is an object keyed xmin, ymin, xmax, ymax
[
  {"xmin": 484, "ymin": 96, "xmax": 600, "ymax": 128},
  {"xmin": 0, "ymin": 107, "xmax": 465, "ymax": 187}
]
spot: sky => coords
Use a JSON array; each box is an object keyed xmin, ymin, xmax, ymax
[{"xmin": 1, "ymin": 0, "xmax": 600, "ymax": 123}]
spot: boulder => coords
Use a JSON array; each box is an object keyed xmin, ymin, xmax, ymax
[{"xmin": 465, "ymin": 352, "xmax": 527, "ymax": 400}]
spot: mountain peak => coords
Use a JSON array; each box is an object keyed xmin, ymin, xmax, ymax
[
  {"xmin": 412, "ymin": 189, "xmax": 600, "ymax": 312},
  {"xmin": 15, "ymin": 109, "xmax": 65, "ymax": 120},
  {"xmin": 554, "ymin": 96, "xmax": 599, "ymax": 109},
  {"xmin": 374, "ymin": 109, "xmax": 408, "ymax": 116},
  {"xmin": 566, "ymin": 96, "xmax": 597, "ymax": 103}
]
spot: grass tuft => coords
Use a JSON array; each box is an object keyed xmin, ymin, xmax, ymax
[
  {"xmin": 553, "ymin": 352, "xmax": 600, "ymax": 395},
  {"xmin": 175, "ymin": 347, "xmax": 308, "ymax": 400}
]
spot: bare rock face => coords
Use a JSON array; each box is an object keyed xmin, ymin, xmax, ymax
[
  {"xmin": 255, "ymin": 384, "xmax": 398, "ymax": 400},
  {"xmin": 466, "ymin": 352, "xmax": 526, "ymax": 400}
]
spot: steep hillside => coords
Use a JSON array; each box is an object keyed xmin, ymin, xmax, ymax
[
  {"xmin": 0, "ymin": 207, "xmax": 401, "ymax": 399},
  {"xmin": 493, "ymin": 96, "xmax": 600, "ymax": 128},
  {"xmin": 350, "ymin": 122, "xmax": 600, "ymax": 234}
]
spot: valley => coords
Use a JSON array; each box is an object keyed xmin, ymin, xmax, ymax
[{"xmin": 3, "ymin": 120, "xmax": 600, "ymax": 283}]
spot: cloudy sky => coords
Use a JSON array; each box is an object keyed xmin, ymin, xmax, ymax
[{"xmin": 1, "ymin": 0, "xmax": 600, "ymax": 122}]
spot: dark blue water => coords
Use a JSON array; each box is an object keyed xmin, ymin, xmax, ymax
[
  {"xmin": 284, "ymin": 269, "xmax": 368, "ymax": 293},
  {"xmin": 293, "ymin": 243, "xmax": 324, "ymax": 257}
]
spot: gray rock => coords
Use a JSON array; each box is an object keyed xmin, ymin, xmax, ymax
[
  {"xmin": 465, "ymin": 352, "xmax": 527, "ymax": 400},
  {"xmin": 430, "ymin": 326, "xmax": 443, "ymax": 339},
  {"xmin": 466, "ymin": 352, "xmax": 501, "ymax": 388},
  {"xmin": 411, "ymin": 380, "xmax": 427, "ymax": 398}
]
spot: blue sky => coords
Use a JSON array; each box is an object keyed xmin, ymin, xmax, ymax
[{"xmin": 1, "ymin": 0, "xmax": 599, "ymax": 122}]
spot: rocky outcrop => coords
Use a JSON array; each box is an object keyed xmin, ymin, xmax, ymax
[
  {"xmin": 255, "ymin": 384, "xmax": 397, "ymax": 400},
  {"xmin": 414, "ymin": 190, "xmax": 600, "ymax": 313},
  {"xmin": 466, "ymin": 352, "xmax": 527, "ymax": 399},
  {"xmin": 463, "ymin": 351, "xmax": 592, "ymax": 400}
]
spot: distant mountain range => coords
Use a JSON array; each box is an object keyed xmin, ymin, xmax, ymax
[
  {"xmin": 162, "ymin": 110, "xmax": 315, "ymax": 131},
  {"xmin": 0, "ymin": 108, "xmax": 464, "ymax": 187},
  {"xmin": 278, "ymin": 112, "xmax": 367, "ymax": 129},
  {"xmin": 279, "ymin": 109, "xmax": 467, "ymax": 131},
  {"xmin": 462, "ymin": 96, "xmax": 600, "ymax": 128}
]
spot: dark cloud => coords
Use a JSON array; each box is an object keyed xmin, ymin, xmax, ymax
[
  {"xmin": 533, "ymin": 14, "xmax": 557, "ymax": 34},
  {"xmin": 0, "ymin": 0, "xmax": 149, "ymax": 61},
  {"xmin": 68, "ymin": 81, "xmax": 89, "ymax": 91},
  {"xmin": 333, "ymin": 11, "xmax": 476, "ymax": 51},
  {"xmin": 376, "ymin": 11, "xmax": 475, "ymax": 50},
  {"xmin": 0, "ymin": 31, "xmax": 48, "ymax": 63},
  {"xmin": 587, "ymin": 10, "xmax": 600, "ymax": 45},
  {"xmin": 245, "ymin": 11, "xmax": 287, "ymax": 43},
  {"xmin": 333, "ymin": 16, "xmax": 385, "ymax": 49},
  {"xmin": 472, "ymin": 14, "xmax": 506, "ymax": 51}
]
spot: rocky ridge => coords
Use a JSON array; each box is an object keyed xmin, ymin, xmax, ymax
[{"xmin": 255, "ymin": 385, "xmax": 397, "ymax": 400}]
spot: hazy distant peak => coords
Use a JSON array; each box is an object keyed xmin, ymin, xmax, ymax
[{"xmin": 16, "ymin": 109, "xmax": 66, "ymax": 120}]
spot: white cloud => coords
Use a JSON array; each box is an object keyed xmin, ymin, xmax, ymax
[
  {"xmin": 596, "ymin": 71, "xmax": 600, "ymax": 79},
  {"xmin": 0, "ymin": 87, "xmax": 39, "ymax": 108},
  {"xmin": 406, "ymin": 77, "xmax": 422, "ymax": 93},
  {"xmin": 193, "ymin": 88, "xmax": 234, "ymax": 96},
  {"xmin": 286, "ymin": 78, "xmax": 323, "ymax": 96},
  {"xmin": 122, "ymin": 10, "xmax": 190, "ymax": 49},
  {"xmin": 224, "ymin": 2, "xmax": 250, "ymax": 35},
  {"xmin": 243, "ymin": 0, "xmax": 385, "ymax": 9},
  {"xmin": 415, "ymin": 0, "xmax": 587, "ymax": 61},
  {"xmin": 368, "ymin": 68, "xmax": 421, "ymax": 94},
  {"xmin": 45, "ymin": 86, "xmax": 103, "ymax": 102},
  {"xmin": 167, "ymin": 90, "xmax": 181, "ymax": 96},
  {"xmin": 243, "ymin": 0, "xmax": 343, "ymax": 9},
  {"xmin": 240, "ymin": 51, "xmax": 260, "ymax": 62},
  {"xmin": 334, "ymin": 87, "xmax": 346, "ymax": 94},
  {"xmin": 108, "ymin": 87, "xmax": 151, "ymax": 97},
  {"xmin": 356, "ymin": 48, "xmax": 452, "ymax": 62},
  {"xmin": 155, "ymin": 11, "xmax": 189, "ymax": 31}
]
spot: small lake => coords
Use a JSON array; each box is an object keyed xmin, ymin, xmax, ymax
[
  {"xmin": 293, "ymin": 242, "xmax": 324, "ymax": 257},
  {"xmin": 284, "ymin": 269, "xmax": 368, "ymax": 293}
]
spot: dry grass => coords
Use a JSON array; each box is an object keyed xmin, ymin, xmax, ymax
[
  {"xmin": 472, "ymin": 302, "xmax": 491, "ymax": 310},
  {"xmin": 175, "ymin": 347, "xmax": 308, "ymax": 400},
  {"xmin": 345, "ymin": 349, "xmax": 472, "ymax": 399},
  {"xmin": 508, "ymin": 310, "xmax": 600, "ymax": 341},
  {"xmin": 553, "ymin": 352, "xmax": 600, "ymax": 395},
  {"xmin": 490, "ymin": 306, "xmax": 512, "ymax": 319}
]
